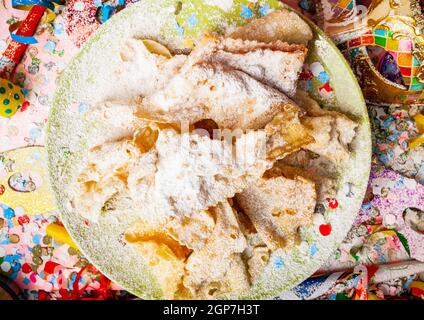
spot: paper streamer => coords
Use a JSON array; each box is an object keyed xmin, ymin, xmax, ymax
[{"xmin": 0, "ymin": 0, "xmax": 62, "ymax": 79}]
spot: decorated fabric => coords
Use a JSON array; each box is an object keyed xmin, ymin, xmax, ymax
[
  {"xmin": 341, "ymin": 29, "xmax": 423, "ymax": 92},
  {"xmin": 316, "ymin": 0, "xmax": 424, "ymax": 105},
  {"xmin": 0, "ymin": 0, "xmax": 423, "ymax": 300}
]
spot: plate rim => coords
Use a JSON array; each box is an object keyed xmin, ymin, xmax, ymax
[{"xmin": 46, "ymin": 0, "xmax": 372, "ymax": 300}]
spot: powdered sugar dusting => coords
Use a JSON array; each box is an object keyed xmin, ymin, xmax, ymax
[
  {"xmin": 47, "ymin": 0, "xmax": 371, "ymax": 300},
  {"xmin": 204, "ymin": 0, "xmax": 234, "ymax": 12}
]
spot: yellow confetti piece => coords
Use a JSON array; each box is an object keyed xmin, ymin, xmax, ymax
[
  {"xmin": 46, "ymin": 223, "xmax": 78, "ymax": 249},
  {"xmin": 415, "ymin": 113, "xmax": 424, "ymax": 133},
  {"xmin": 409, "ymin": 135, "xmax": 424, "ymax": 149},
  {"xmin": 409, "ymin": 113, "xmax": 424, "ymax": 149}
]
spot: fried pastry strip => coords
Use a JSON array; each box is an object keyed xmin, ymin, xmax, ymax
[
  {"xmin": 204, "ymin": 38, "xmax": 307, "ymax": 97},
  {"xmin": 229, "ymin": 9, "xmax": 313, "ymax": 45},
  {"xmin": 183, "ymin": 201, "xmax": 250, "ymax": 299},
  {"xmin": 137, "ymin": 61, "xmax": 303, "ymax": 131},
  {"xmin": 236, "ymin": 170, "xmax": 316, "ymax": 251}
]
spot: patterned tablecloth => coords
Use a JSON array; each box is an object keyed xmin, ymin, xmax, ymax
[{"xmin": 0, "ymin": 0, "xmax": 423, "ymax": 300}]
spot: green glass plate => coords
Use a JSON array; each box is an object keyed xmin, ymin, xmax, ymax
[{"xmin": 46, "ymin": 0, "xmax": 371, "ymax": 299}]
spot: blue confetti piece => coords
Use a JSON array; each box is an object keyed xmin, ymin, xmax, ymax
[
  {"xmin": 3, "ymin": 255, "xmax": 13, "ymax": 263},
  {"xmin": 259, "ymin": 3, "xmax": 270, "ymax": 16},
  {"xmin": 23, "ymin": 277, "xmax": 30, "ymax": 285},
  {"xmin": 0, "ymin": 236, "xmax": 10, "ymax": 245},
  {"xmin": 93, "ymin": 0, "xmax": 102, "ymax": 7},
  {"xmin": 40, "ymin": 271, "xmax": 45, "ymax": 278},
  {"xmin": 32, "ymin": 234, "xmax": 42, "ymax": 245},
  {"xmin": 101, "ymin": 5, "xmax": 115, "ymax": 23},
  {"xmin": 328, "ymin": 293, "xmax": 337, "ymax": 300},
  {"xmin": 241, "ymin": 5, "xmax": 253, "ymax": 19},
  {"xmin": 53, "ymin": 22, "xmax": 64, "ymax": 36},
  {"xmin": 3, "ymin": 206, "xmax": 15, "ymax": 219},
  {"xmin": 12, "ymin": 262, "xmax": 21, "ymax": 272},
  {"xmin": 44, "ymin": 40, "xmax": 56, "ymax": 53},
  {"xmin": 403, "ymin": 274, "xmax": 415, "ymax": 290},
  {"xmin": 175, "ymin": 22, "xmax": 184, "ymax": 36},
  {"xmin": 78, "ymin": 102, "xmax": 89, "ymax": 113},
  {"xmin": 187, "ymin": 13, "xmax": 198, "ymax": 28},
  {"xmin": 394, "ymin": 176, "xmax": 404, "ymax": 188},
  {"xmin": 274, "ymin": 257, "xmax": 284, "ymax": 269},
  {"xmin": 381, "ymin": 117, "xmax": 395, "ymax": 129},
  {"xmin": 317, "ymin": 71, "xmax": 330, "ymax": 83},
  {"xmin": 310, "ymin": 244, "xmax": 318, "ymax": 257},
  {"xmin": 378, "ymin": 151, "xmax": 394, "ymax": 165}
]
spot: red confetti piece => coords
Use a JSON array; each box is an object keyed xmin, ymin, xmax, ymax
[
  {"xmin": 327, "ymin": 198, "xmax": 339, "ymax": 209},
  {"xmin": 0, "ymin": 184, "xmax": 4, "ymax": 195},
  {"xmin": 22, "ymin": 263, "xmax": 32, "ymax": 273},
  {"xmin": 44, "ymin": 261, "xmax": 61, "ymax": 274},
  {"xmin": 366, "ymin": 264, "xmax": 379, "ymax": 282},
  {"xmin": 393, "ymin": 111, "xmax": 403, "ymax": 119},
  {"xmin": 18, "ymin": 215, "xmax": 30, "ymax": 225},
  {"xmin": 20, "ymin": 101, "xmax": 30, "ymax": 112},
  {"xmin": 37, "ymin": 291, "xmax": 50, "ymax": 300},
  {"xmin": 319, "ymin": 224, "xmax": 332, "ymax": 236},
  {"xmin": 319, "ymin": 82, "xmax": 334, "ymax": 93}
]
